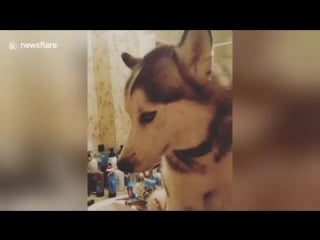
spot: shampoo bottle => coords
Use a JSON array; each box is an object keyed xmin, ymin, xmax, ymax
[
  {"xmin": 98, "ymin": 144, "xmax": 109, "ymax": 170},
  {"xmin": 108, "ymin": 147, "xmax": 117, "ymax": 169},
  {"xmin": 114, "ymin": 166, "xmax": 125, "ymax": 192},
  {"xmin": 98, "ymin": 144, "xmax": 109, "ymax": 188},
  {"xmin": 87, "ymin": 152, "xmax": 96, "ymax": 195},
  {"xmin": 106, "ymin": 163, "xmax": 117, "ymax": 198},
  {"xmin": 87, "ymin": 152, "xmax": 98, "ymax": 173},
  {"xmin": 95, "ymin": 171, "xmax": 105, "ymax": 197},
  {"xmin": 110, "ymin": 146, "xmax": 125, "ymax": 192},
  {"xmin": 117, "ymin": 145, "xmax": 124, "ymax": 157}
]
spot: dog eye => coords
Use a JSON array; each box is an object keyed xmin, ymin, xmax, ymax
[{"xmin": 140, "ymin": 111, "xmax": 157, "ymax": 124}]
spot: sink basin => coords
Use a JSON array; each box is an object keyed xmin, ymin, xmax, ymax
[{"xmin": 88, "ymin": 194, "xmax": 138, "ymax": 211}]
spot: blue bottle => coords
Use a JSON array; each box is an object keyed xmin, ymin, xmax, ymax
[
  {"xmin": 95, "ymin": 171, "xmax": 105, "ymax": 197},
  {"xmin": 127, "ymin": 181, "xmax": 135, "ymax": 199},
  {"xmin": 106, "ymin": 163, "xmax": 117, "ymax": 198},
  {"xmin": 98, "ymin": 144, "xmax": 109, "ymax": 169},
  {"xmin": 97, "ymin": 144, "xmax": 109, "ymax": 188}
]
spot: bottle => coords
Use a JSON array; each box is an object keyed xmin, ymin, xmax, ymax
[
  {"xmin": 106, "ymin": 163, "xmax": 117, "ymax": 198},
  {"xmin": 87, "ymin": 152, "xmax": 98, "ymax": 173},
  {"xmin": 114, "ymin": 167, "xmax": 125, "ymax": 192},
  {"xmin": 152, "ymin": 168, "xmax": 158, "ymax": 186},
  {"xmin": 117, "ymin": 145, "xmax": 124, "ymax": 157},
  {"xmin": 126, "ymin": 174, "xmax": 136, "ymax": 199},
  {"xmin": 95, "ymin": 171, "xmax": 105, "ymax": 197},
  {"xmin": 112, "ymin": 146, "xmax": 125, "ymax": 192},
  {"xmin": 108, "ymin": 147, "xmax": 117, "ymax": 169},
  {"xmin": 127, "ymin": 180, "xmax": 134, "ymax": 199},
  {"xmin": 88, "ymin": 172, "xmax": 96, "ymax": 195},
  {"xmin": 124, "ymin": 174, "xmax": 129, "ymax": 187},
  {"xmin": 152, "ymin": 168, "xmax": 157, "ymax": 178},
  {"xmin": 153, "ymin": 168, "xmax": 162, "ymax": 186},
  {"xmin": 97, "ymin": 144, "xmax": 109, "ymax": 188},
  {"xmin": 138, "ymin": 173, "xmax": 145, "ymax": 182},
  {"xmin": 88, "ymin": 151, "xmax": 97, "ymax": 195},
  {"xmin": 95, "ymin": 144, "xmax": 103, "ymax": 171},
  {"xmin": 98, "ymin": 144, "xmax": 109, "ymax": 171}
]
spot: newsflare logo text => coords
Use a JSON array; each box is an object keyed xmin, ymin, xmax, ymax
[{"xmin": 8, "ymin": 41, "xmax": 58, "ymax": 51}]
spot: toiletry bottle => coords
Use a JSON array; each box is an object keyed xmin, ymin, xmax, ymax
[
  {"xmin": 98, "ymin": 144, "xmax": 109, "ymax": 171},
  {"xmin": 97, "ymin": 144, "xmax": 109, "ymax": 188},
  {"xmin": 106, "ymin": 163, "xmax": 117, "ymax": 198},
  {"xmin": 152, "ymin": 168, "xmax": 159, "ymax": 186},
  {"xmin": 114, "ymin": 165, "xmax": 125, "ymax": 192},
  {"xmin": 127, "ymin": 174, "xmax": 136, "ymax": 199},
  {"xmin": 124, "ymin": 174, "xmax": 129, "ymax": 187},
  {"xmin": 95, "ymin": 144, "xmax": 103, "ymax": 171},
  {"xmin": 108, "ymin": 147, "xmax": 117, "ymax": 169},
  {"xmin": 154, "ymin": 168, "xmax": 162, "ymax": 186},
  {"xmin": 139, "ymin": 173, "xmax": 145, "ymax": 182},
  {"xmin": 88, "ymin": 152, "xmax": 98, "ymax": 173},
  {"xmin": 152, "ymin": 168, "xmax": 157, "ymax": 179},
  {"xmin": 95, "ymin": 171, "xmax": 105, "ymax": 197},
  {"xmin": 117, "ymin": 145, "xmax": 124, "ymax": 157},
  {"xmin": 88, "ymin": 152, "xmax": 97, "ymax": 195}
]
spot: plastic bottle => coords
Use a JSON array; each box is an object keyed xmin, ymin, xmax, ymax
[
  {"xmin": 106, "ymin": 163, "xmax": 117, "ymax": 198},
  {"xmin": 97, "ymin": 144, "xmax": 109, "ymax": 188},
  {"xmin": 124, "ymin": 174, "xmax": 129, "ymax": 187},
  {"xmin": 115, "ymin": 167, "xmax": 125, "ymax": 192},
  {"xmin": 127, "ymin": 174, "xmax": 136, "ymax": 199},
  {"xmin": 98, "ymin": 144, "xmax": 109, "ymax": 170},
  {"xmin": 94, "ymin": 144, "xmax": 103, "ymax": 171},
  {"xmin": 95, "ymin": 171, "xmax": 105, "ymax": 197},
  {"xmin": 108, "ymin": 147, "xmax": 117, "ymax": 169},
  {"xmin": 110, "ymin": 146, "xmax": 125, "ymax": 192},
  {"xmin": 117, "ymin": 145, "xmax": 124, "ymax": 157},
  {"xmin": 152, "ymin": 167, "xmax": 162, "ymax": 186},
  {"xmin": 88, "ymin": 151, "xmax": 97, "ymax": 195},
  {"xmin": 88, "ymin": 152, "xmax": 98, "ymax": 173}
]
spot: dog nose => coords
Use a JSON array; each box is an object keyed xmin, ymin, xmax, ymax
[{"xmin": 117, "ymin": 159, "xmax": 134, "ymax": 173}]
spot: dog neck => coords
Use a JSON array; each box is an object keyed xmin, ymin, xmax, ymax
[
  {"xmin": 172, "ymin": 100, "xmax": 232, "ymax": 164},
  {"xmin": 173, "ymin": 139, "xmax": 212, "ymax": 160}
]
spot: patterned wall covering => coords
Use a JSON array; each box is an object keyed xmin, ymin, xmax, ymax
[
  {"xmin": 88, "ymin": 31, "xmax": 116, "ymax": 153},
  {"xmin": 88, "ymin": 31, "xmax": 156, "ymax": 153}
]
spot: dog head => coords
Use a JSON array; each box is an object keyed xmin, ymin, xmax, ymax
[{"xmin": 117, "ymin": 30, "xmax": 214, "ymax": 173}]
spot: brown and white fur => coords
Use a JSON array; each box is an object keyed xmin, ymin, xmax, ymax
[{"xmin": 117, "ymin": 30, "xmax": 232, "ymax": 210}]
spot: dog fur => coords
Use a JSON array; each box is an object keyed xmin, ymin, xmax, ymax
[{"xmin": 117, "ymin": 30, "xmax": 232, "ymax": 210}]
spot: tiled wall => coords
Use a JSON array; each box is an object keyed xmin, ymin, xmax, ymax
[{"xmin": 88, "ymin": 31, "xmax": 232, "ymax": 154}]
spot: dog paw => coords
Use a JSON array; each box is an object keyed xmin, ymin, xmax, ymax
[{"xmin": 146, "ymin": 188, "xmax": 167, "ymax": 211}]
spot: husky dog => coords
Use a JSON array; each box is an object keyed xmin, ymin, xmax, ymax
[{"xmin": 117, "ymin": 30, "xmax": 232, "ymax": 210}]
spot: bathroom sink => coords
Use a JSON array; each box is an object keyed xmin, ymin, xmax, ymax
[{"xmin": 88, "ymin": 194, "xmax": 138, "ymax": 211}]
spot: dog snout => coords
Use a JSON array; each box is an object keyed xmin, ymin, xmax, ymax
[{"xmin": 117, "ymin": 158, "xmax": 134, "ymax": 173}]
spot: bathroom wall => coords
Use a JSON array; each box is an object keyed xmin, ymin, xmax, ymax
[
  {"xmin": 212, "ymin": 30, "xmax": 232, "ymax": 86},
  {"xmin": 88, "ymin": 31, "xmax": 116, "ymax": 153},
  {"xmin": 106, "ymin": 31, "xmax": 156, "ymax": 149},
  {"xmin": 88, "ymin": 31, "xmax": 156, "ymax": 153},
  {"xmin": 88, "ymin": 30, "xmax": 232, "ymax": 154}
]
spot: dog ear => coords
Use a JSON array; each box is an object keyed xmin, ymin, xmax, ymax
[
  {"xmin": 121, "ymin": 52, "xmax": 141, "ymax": 69},
  {"xmin": 177, "ymin": 31, "xmax": 213, "ymax": 81},
  {"xmin": 178, "ymin": 30, "xmax": 212, "ymax": 62}
]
